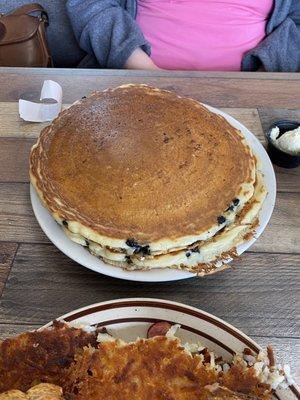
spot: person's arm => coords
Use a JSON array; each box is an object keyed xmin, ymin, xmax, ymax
[
  {"xmin": 242, "ymin": 1, "xmax": 300, "ymax": 72},
  {"xmin": 124, "ymin": 47, "xmax": 160, "ymax": 69},
  {"xmin": 66, "ymin": 0, "xmax": 153, "ymax": 69}
]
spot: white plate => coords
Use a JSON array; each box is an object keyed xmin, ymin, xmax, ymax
[
  {"xmin": 44, "ymin": 298, "xmax": 298, "ymax": 400},
  {"xmin": 30, "ymin": 105, "xmax": 276, "ymax": 282}
]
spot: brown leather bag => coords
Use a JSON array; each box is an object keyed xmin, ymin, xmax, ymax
[{"xmin": 0, "ymin": 3, "xmax": 52, "ymax": 67}]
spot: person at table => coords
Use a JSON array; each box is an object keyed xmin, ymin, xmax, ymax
[{"xmin": 65, "ymin": 0, "xmax": 300, "ymax": 72}]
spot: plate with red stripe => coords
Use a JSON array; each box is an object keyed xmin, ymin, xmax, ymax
[{"xmin": 44, "ymin": 298, "xmax": 298, "ymax": 400}]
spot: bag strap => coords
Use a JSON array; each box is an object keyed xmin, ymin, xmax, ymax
[
  {"xmin": 6, "ymin": 3, "xmax": 49, "ymax": 25},
  {"xmin": 9, "ymin": 3, "xmax": 45, "ymax": 16}
]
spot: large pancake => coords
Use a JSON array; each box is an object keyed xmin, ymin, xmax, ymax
[
  {"xmin": 62, "ymin": 169, "xmax": 266, "ymax": 275},
  {"xmin": 30, "ymin": 85, "xmax": 256, "ymax": 253}
]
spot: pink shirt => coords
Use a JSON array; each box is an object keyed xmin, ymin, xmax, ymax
[{"xmin": 136, "ymin": 0, "xmax": 274, "ymax": 71}]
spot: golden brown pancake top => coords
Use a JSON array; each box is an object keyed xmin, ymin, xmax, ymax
[{"xmin": 30, "ymin": 85, "xmax": 255, "ymax": 243}]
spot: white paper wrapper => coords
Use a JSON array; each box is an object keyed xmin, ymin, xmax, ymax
[{"xmin": 19, "ymin": 80, "xmax": 62, "ymax": 122}]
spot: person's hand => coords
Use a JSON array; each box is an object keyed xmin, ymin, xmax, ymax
[{"xmin": 124, "ymin": 48, "xmax": 161, "ymax": 70}]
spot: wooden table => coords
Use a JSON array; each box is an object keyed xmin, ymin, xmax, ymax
[{"xmin": 0, "ymin": 68, "xmax": 299, "ymax": 383}]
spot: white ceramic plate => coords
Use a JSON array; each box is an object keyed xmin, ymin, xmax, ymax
[
  {"xmin": 30, "ymin": 105, "xmax": 276, "ymax": 282},
  {"xmin": 44, "ymin": 298, "xmax": 298, "ymax": 400}
]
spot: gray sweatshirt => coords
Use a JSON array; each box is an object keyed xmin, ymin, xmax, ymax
[
  {"xmin": 1, "ymin": 0, "xmax": 299, "ymax": 71},
  {"xmin": 66, "ymin": 0, "xmax": 300, "ymax": 71}
]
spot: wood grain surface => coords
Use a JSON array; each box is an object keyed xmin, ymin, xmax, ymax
[
  {"xmin": 0, "ymin": 68, "xmax": 299, "ymax": 108},
  {"xmin": 0, "ymin": 242, "xmax": 18, "ymax": 296},
  {"xmin": 0, "ymin": 243, "xmax": 299, "ymax": 337},
  {"xmin": 0, "ymin": 68, "xmax": 299, "ymax": 386}
]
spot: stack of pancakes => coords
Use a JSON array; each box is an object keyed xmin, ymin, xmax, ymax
[{"xmin": 30, "ymin": 85, "xmax": 267, "ymax": 275}]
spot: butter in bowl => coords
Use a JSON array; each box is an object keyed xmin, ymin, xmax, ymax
[{"xmin": 266, "ymin": 120, "xmax": 300, "ymax": 168}]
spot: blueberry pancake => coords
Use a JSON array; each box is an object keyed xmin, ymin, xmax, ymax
[
  {"xmin": 67, "ymin": 169, "xmax": 266, "ymax": 275},
  {"xmin": 30, "ymin": 85, "xmax": 265, "ymax": 274}
]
